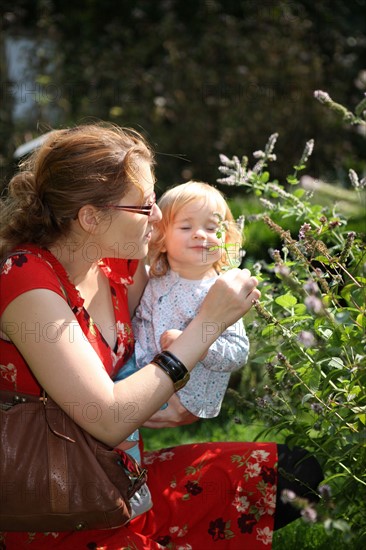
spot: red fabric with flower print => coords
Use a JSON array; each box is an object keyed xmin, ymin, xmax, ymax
[
  {"xmin": 0, "ymin": 245, "xmax": 137, "ymax": 392},
  {"xmin": 0, "ymin": 245, "xmax": 278, "ymax": 549}
]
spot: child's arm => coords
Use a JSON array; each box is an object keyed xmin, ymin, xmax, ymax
[
  {"xmin": 199, "ymin": 318, "xmax": 249, "ymax": 373},
  {"xmin": 174, "ymin": 319, "xmax": 250, "ymax": 419}
]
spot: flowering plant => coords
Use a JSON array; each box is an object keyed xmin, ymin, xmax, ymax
[{"xmin": 218, "ymin": 91, "xmax": 366, "ymax": 544}]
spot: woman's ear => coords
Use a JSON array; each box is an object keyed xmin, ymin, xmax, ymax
[{"xmin": 76, "ymin": 205, "xmax": 101, "ymax": 234}]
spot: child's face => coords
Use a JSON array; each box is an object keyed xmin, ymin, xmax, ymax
[{"xmin": 163, "ymin": 199, "xmax": 224, "ymax": 278}]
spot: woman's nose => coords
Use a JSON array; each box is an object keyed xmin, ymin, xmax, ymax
[{"xmin": 150, "ymin": 202, "xmax": 162, "ymax": 222}]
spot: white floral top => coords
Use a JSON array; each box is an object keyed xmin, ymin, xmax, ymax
[{"xmin": 132, "ymin": 269, "xmax": 250, "ymax": 417}]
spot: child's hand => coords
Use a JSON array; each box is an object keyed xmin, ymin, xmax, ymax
[
  {"xmin": 143, "ymin": 394, "xmax": 199, "ymax": 428},
  {"xmin": 160, "ymin": 329, "xmax": 182, "ymax": 350}
]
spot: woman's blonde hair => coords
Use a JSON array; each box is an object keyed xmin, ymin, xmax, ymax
[
  {"xmin": 149, "ymin": 181, "xmax": 243, "ymax": 277},
  {"xmin": 0, "ymin": 122, "xmax": 154, "ymax": 259}
]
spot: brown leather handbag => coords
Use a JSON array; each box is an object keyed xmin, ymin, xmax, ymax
[{"xmin": 0, "ymin": 388, "xmax": 147, "ymax": 532}]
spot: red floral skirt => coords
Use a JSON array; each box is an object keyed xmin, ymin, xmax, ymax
[{"xmin": 1, "ymin": 441, "xmax": 277, "ymax": 549}]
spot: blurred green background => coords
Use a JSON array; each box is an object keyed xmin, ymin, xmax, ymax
[{"xmin": 1, "ymin": 0, "xmax": 365, "ymax": 193}]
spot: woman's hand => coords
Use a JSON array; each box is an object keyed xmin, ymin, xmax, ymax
[
  {"xmin": 199, "ymin": 268, "xmax": 260, "ymax": 328},
  {"xmin": 165, "ymin": 268, "xmax": 260, "ymax": 375},
  {"xmin": 142, "ymin": 394, "xmax": 199, "ymax": 428}
]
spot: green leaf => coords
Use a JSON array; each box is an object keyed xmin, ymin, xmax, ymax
[
  {"xmin": 286, "ymin": 175, "xmax": 299, "ymax": 185},
  {"xmin": 307, "ymin": 428, "xmax": 324, "ymax": 439},
  {"xmin": 261, "ymin": 171, "xmax": 270, "ymax": 183},
  {"xmin": 294, "ymin": 303, "xmax": 307, "ymax": 315},
  {"xmin": 261, "ymin": 325, "xmax": 278, "ymax": 338},
  {"xmin": 329, "ymin": 519, "xmax": 352, "ymax": 533},
  {"xmin": 356, "ymin": 313, "xmax": 365, "ymax": 328},
  {"xmin": 328, "ymin": 357, "xmax": 344, "ymax": 369},
  {"xmin": 275, "ymin": 293, "xmax": 297, "ymax": 308},
  {"xmin": 36, "ymin": 74, "xmax": 52, "ymax": 85},
  {"xmin": 306, "ymin": 367, "xmax": 321, "ymax": 391},
  {"xmin": 314, "ymin": 255, "xmax": 330, "ymax": 264},
  {"xmin": 302, "ymin": 393, "xmax": 314, "ymax": 404}
]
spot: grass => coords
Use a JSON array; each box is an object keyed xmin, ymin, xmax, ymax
[
  {"xmin": 272, "ymin": 520, "xmax": 355, "ymax": 550},
  {"xmin": 140, "ymin": 409, "xmax": 355, "ymax": 549},
  {"xmin": 140, "ymin": 412, "xmax": 273, "ymax": 450}
]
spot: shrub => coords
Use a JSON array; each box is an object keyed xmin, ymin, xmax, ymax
[{"xmin": 218, "ymin": 91, "xmax": 366, "ymax": 544}]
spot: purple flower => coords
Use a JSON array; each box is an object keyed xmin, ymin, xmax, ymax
[
  {"xmin": 185, "ymin": 480, "xmax": 203, "ymax": 496},
  {"xmin": 281, "ymin": 489, "xmax": 297, "ymax": 504},
  {"xmin": 275, "ymin": 265, "xmax": 291, "ymax": 276},
  {"xmin": 314, "ymin": 90, "xmax": 331, "ymax": 103},
  {"xmin": 319, "ymin": 484, "xmax": 332, "ymax": 501},
  {"xmin": 298, "ymin": 330, "xmax": 316, "ymax": 347},
  {"xmin": 311, "ymin": 402, "xmax": 323, "ymax": 414},
  {"xmin": 328, "ymin": 220, "xmax": 341, "ymax": 229},
  {"xmin": 301, "ymin": 507, "xmax": 317, "ymax": 523},
  {"xmin": 299, "ymin": 223, "xmax": 312, "ymax": 240},
  {"xmin": 261, "ymin": 466, "xmax": 276, "ymax": 484},
  {"xmin": 300, "ymin": 139, "xmax": 314, "ymax": 164},
  {"xmin": 303, "ymin": 279, "xmax": 319, "ymax": 294},
  {"xmin": 237, "ymin": 513, "xmax": 257, "ymax": 534},
  {"xmin": 13, "ymin": 254, "xmax": 28, "ymax": 268},
  {"xmin": 305, "ymin": 295, "xmax": 324, "ymax": 314},
  {"xmin": 208, "ymin": 517, "xmax": 226, "ymax": 541}
]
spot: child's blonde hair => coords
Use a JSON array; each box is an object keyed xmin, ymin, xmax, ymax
[{"xmin": 148, "ymin": 181, "xmax": 243, "ymax": 277}]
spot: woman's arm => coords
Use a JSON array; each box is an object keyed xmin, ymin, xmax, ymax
[
  {"xmin": 1, "ymin": 288, "xmax": 178, "ymax": 446},
  {"xmin": 1, "ymin": 268, "xmax": 259, "ymax": 446}
]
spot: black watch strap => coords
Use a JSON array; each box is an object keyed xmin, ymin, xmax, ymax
[{"xmin": 151, "ymin": 351, "xmax": 190, "ymax": 392}]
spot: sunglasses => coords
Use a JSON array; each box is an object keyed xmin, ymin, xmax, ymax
[{"xmin": 104, "ymin": 192, "xmax": 156, "ymax": 217}]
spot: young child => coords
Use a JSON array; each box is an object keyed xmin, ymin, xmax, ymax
[{"xmin": 115, "ymin": 181, "xmax": 250, "ymax": 462}]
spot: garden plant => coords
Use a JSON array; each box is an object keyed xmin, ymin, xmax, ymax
[{"xmin": 217, "ymin": 90, "xmax": 366, "ymax": 547}]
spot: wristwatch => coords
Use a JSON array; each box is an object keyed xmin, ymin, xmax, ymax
[{"xmin": 151, "ymin": 350, "xmax": 190, "ymax": 392}]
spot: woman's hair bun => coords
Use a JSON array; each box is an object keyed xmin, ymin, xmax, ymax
[{"xmin": 9, "ymin": 171, "xmax": 38, "ymax": 203}]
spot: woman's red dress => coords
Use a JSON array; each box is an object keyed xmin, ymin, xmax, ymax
[{"xmin": 0, "ymin": 246, "xmax": 277, "ymax": 549}]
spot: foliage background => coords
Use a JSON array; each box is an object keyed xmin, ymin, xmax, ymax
[
  {"xmin": 1, "ymin": 0, "xmax": 366, "ymax": 189},
  {"xmin": 1, "ymin": 1, "xmax": 365, "ymax": 548}
]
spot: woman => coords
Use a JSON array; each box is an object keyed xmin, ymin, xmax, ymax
[{"xmin": 0, "ymin": 123, "xmax": 322, "ymax": 549}]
